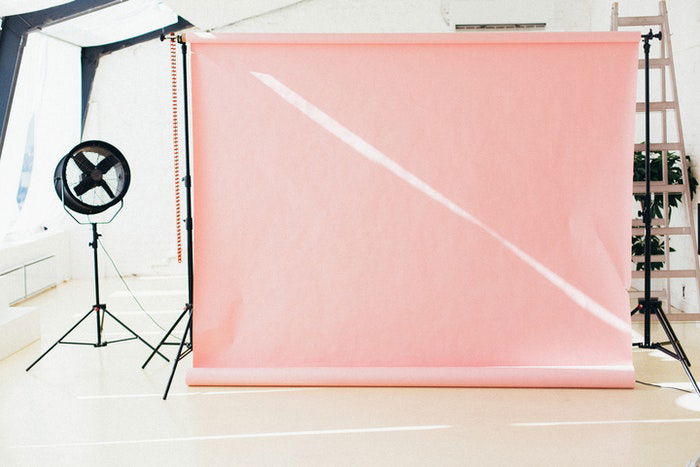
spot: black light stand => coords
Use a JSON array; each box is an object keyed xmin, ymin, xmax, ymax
[
  {"xmin": 631, "ymin": 30, "xmax": 700, "ymax": 396},
  {"xmin": 142, "ymin": 33, "xmax": 194, "ymax": 400},
  {"xmin": 26, "ymin": 212, "xmax": 169, "ymax": 371}
]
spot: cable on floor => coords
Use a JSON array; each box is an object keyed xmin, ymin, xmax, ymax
[{"xmin": 635, "ymin": 379, "xmax": 692, "ymax": 393}]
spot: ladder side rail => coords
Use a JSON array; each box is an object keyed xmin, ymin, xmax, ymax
[
  {"xmin": 660, "ymin": 1, "xmax": 670, "ymax": 303},
  {"xmin": 659, "ymin": 1, "xmax": 700, "ymax": 309},
  {"xmin": 661, "ymin": 7, "xmax": 670, "ymax": 288}
]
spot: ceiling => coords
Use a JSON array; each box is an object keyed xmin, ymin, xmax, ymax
[
  {"xmin": 161, "ymin": 0, "xmax": 302, "ymax": 31},
  {"xmin": 0, "ymin": 0, "xmax": 74, "ymax": 17},
  {"xmin": 1, "ymin": 0, "xmax": 307, "ymax": 47},
  {"xmin": 41, "ymin": 0, "xmax": 178, "ymax": 47}
]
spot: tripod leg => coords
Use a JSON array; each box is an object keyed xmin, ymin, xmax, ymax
[
  {"xmin": 96, "ymin": 306, "xmax": 107, "ymax": 347},
  {"xmin": 658, "ymin": 332, "xmax": 700, "ymax": 396},
  {"xmin": 678, "ymin": 362, "xmax": 700, "ymax": 396},
  {"xmin": 141, "ymin": 308, "xmax": 188, "ymax": 369},
  {"xmin": 163, "ymin": 312, "xmax": 192, "ymax": 400},
  {"xmin": 102, "ymin": 309, "xmax": 169, "ymax": 362},
  {"xmin": 655, "ymin": 305, "xmax": 691, "ymax": 366},
  {"xmin": 652, "ymin": 307, "xmax": 700, "ymax": 395},
  {"xmin": 631, "ymin": 304, "xmax": 641, "ymax": 316},
  {"xmin": 95, "ymin": 306, "xmax": 101, "ymax": 346},
  {"xmin": 26, "ymin": 309, "xmax": 94, "ymax": 371},
  {"xmin": 187, "ymin": 305, "xmax": 193, "ymax": 347},
  {"xmin": 655, "ymin": 308, "xmax": 692, "ymax": 366}
]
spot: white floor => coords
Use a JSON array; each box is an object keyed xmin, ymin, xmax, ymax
[{"xmin": 2, "ymin": 277, "xmax": 700, "ymax": 466}]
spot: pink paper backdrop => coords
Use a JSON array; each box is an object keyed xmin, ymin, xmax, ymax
[{"xmin": 187, "ymin": 33, "xmax": 639, "ymax": 388}]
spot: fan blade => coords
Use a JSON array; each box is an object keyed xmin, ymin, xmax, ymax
[
  {"xmin": 73, "ymin": 152, "xmax": 95, "ymax": 174},
  {"xmin": 96, "ymin": 155, "xmax": 119, "ymax": 173},
  {"xmin": 99, "ymin": 180, "xmax": 116, "ymax": 199},
  {"xmin": 73, "ymin": 178, "xmax": 96, "ymax": 196}
]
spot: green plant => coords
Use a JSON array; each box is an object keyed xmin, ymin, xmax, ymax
[{"xmin": 632, "ymin": 148, "xmax": 697, "ymax": 270}]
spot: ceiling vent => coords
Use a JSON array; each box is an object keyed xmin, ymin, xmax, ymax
[{"xmin": 456, "ymin": 23, "xmax": 546, "ymax": 31}]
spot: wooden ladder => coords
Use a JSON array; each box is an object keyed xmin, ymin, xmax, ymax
[{"xmin": 612, "ymin": 1, "xmax": 700, "ymax": 318}]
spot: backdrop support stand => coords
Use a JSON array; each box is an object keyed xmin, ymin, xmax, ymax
[
  {"xmin": 142, "ymin": 34, "xmax": 194, "ymax": 400},
  {"xmin": 26, "ymin": 221, "xmax": 169, "ymax": 371},
  {"xmin": 631, "ymin": 30, "xmax": 700, "ymax": 396}
]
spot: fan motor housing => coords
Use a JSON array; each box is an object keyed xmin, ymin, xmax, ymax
[{"xmin": 54, "ymin": 140, "xmax": 131, "ymax": 215}]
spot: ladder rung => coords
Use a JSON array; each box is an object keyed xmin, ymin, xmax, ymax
[
  {"xmin": 632, "ymin": 218, "xmax": 665, "ymax": 227},
  {"xmin": 617, "ymin": 15, "xmax": 664, "ymax": 26},
  {"xmin": 634, "ymin": 143, "xmax": 683, "ymax": 152},
  {"xmin": 638, "ymin": 58, "xmax": 671, "ymax": 69},
  {"xmin": 631, "ymin": 255, "xmax": 666, "ymax": 262},
  {"xmin": 632, "ymin": 183, "xmax": 685, "ymax": 193},
  {"xmin": 632, "ymin": 269, "xmax": 697, "ymax": 279},
  {"xmin": 631, "ymin": 227, "xmax": 690, "ymax": 235},
  {"xmin": 628, "ymin": 289, "xmax": 668, "ymax": 298},
  {"xmin": 636, "ymin": 101, "xmax": 676, "ymax": 112}
]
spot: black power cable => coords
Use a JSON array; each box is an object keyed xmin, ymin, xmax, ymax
[
  {"xmin": 635, "ymin": 379, "xmax": 693, "ymax": 394},
  {"xmin": 98, "ymin": 238, "xmax": 181, "ymax": 340}
]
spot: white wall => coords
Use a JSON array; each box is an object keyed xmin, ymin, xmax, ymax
[
  {"xmin": 448, "ymin": 0, "xmax": 596, "ymax": 30},
  {"xmin": 657, "ymin": 0, "xmax": 700, "ymax": 312},
  {"xmin": 79, "ymin": 39, "xmax": 182, "ymax": 279},
  {"xmin": 216, "ymin": 0, "xmax": 451, "ymax": 32}
]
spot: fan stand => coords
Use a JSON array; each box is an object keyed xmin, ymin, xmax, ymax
[{"xmin": 26, "ymin": 205, "xmax": 169, "ymax": 371}]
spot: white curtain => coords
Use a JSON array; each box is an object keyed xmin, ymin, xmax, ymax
[{"xmin": 0, "ymin": 32, "xmax": 81, "ymax": 243}]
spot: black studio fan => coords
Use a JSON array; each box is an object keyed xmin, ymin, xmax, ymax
[
  {"xmin": 26, "ymin": 140, "xmax": 166, "ymax": 373},
  {"xmin": 54, "ymin": 140, "xmax": 130, "ymax": 215}
]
